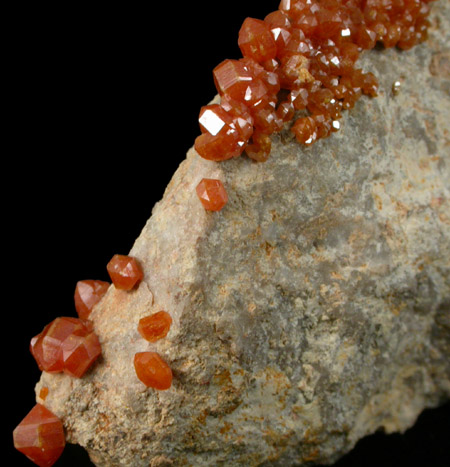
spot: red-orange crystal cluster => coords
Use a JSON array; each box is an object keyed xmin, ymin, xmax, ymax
[
  {"xmin": 74, "ymin": 279, "xmax": 109, "ymax": 319},
  {"xmin": 194, "ymin": 0, "xmax": 434, "ymax": 162},
  {"xmin": 107, "ymin": 254, "xmax": 144, "ymax": 290},
  {"xmin": 15, "ymin": 251, "xmax": 164, "ymax": 463},
  {"xmin": 30, "ymin": 317, "xmax": 102, "ymax": 378},
  {"xmin": 13, "ymin": 403, "xmax": 66, "ymax": 467},
  {"xmin": 138, "ymin": 311, "xmax": 173, "ymax": 342}
]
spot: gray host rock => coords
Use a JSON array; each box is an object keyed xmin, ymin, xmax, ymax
[{"xmin": 36, "ymin": 1, "xmax": 449, "ymax": 465}]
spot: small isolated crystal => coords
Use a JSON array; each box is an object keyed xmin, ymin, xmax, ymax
[
  {"xmin": 392, "ymin": 80, "xmax": 402, "ymax": 95},
  {"xmin": 138, "ymin": 311, "xmax": 172, "ymax": 342},
  {"xmin": 196, "ymin": 178, "xmax": 228, "ymax": 211},
  {"xmin": 107, "ymin": 254, "xmax": 143, "ymax": 290},
  {"xmin": 13, "ymin": 403, "xmax": 65, "ymax": 467},
  {"xmin": 74, "ymin": 279, "xmax": 109, "ymax": 319},
  {"xmin": 39, "ymin": 387, "xmax": 49, "ymax": 402},
  {"xmin": 30, "ymin": 317, "xmax": 101, "ymax": 378},
  {"xmin": 134, "ymin": 352, "xmax": 173, "ymax": 390}
]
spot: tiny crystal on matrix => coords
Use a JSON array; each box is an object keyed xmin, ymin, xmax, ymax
[
  {"xmin": 392, "ymin": 80, "xmax": 402, "ymax": 95},
  {"xmin": 74, "ymin": 279, "xmax": 109, "ymax": 319},
  {"xmin": 138, "ymin": 311, "xmax": 172, "ymax": 342},
  {"xmin": 134, "ymin": 352, "xmax": 173, "ymax": 390},
  {"xmin": 107, "ymin": 254, "xmax": 143, "ymax": 290},
  {"xmin": 196, "ymin": 178, "xmax": 228, "ymax": 211},
  {"xmin": 39, "ymin": 387, "xmax": 49, "ymax": 401},
  {"xmin": 193, "ymin": 0, "xmax": 435, "ymax": 163},
  {"xmin": 13, "ymin": 403, "xmax": 65, "ymax": 467},
  {"xmin": 30, "ymin": 317, "xmax": 101, "ymax": 378}
]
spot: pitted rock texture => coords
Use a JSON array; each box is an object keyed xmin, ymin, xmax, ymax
[{"xmin": 36, "ymin": 2, "xmax": 449, "ymax": 465}]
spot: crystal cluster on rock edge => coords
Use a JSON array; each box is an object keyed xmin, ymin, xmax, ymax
[
  {"xmin": 30, "ymin": 317, "xmax": 102, "ymax": 378},
  {"xmin": 14, "ymin": 248, "xmax": 175, "ymax": 465},
  {"xmin": 194, "ymin": 0, "xmax": 435, "ymax": 162}
]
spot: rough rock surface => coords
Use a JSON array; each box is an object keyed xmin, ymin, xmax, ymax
[{"xmin": 37, "ymin": 2, "xmax": 450, "ymax": 465}]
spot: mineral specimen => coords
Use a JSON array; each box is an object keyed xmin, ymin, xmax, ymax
[{"xmin": 14, "ymin": 0, "xmax": 450, "ymax": 465}]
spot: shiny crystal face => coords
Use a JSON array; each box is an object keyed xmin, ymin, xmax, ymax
[
  {"xmin": 238, "ymin": 17, "xmax": 278, "ymax": 63},
  {"xmin": 30, "ymin": 317, "xmax": 102, "ymax": 378},
  {"xmin": 199, "ymin": 108, "xmax": 227, "ymax": 136},
  {"xmin": 138, "ymin": 311, "xmax": 172, "ymax": 342},
  {"xmin": 194, "ymin": 0, "xmax": 434, "ymax": 163},
  {"xmin": 134, "ymin": 352, "xmax": 173, "ymax": 390},
  {"xmin": 74, "ymin": 279, "xmax": 109, "ymax": 320},
  {"xmin": 107, "ymin": 254, "xmax": 143, "ymax": 290},
  {"xmin": 13, "ymin": 404, "xmax": 66, "ymax": 467},
  {"xmin": 196, "ymin": 178, "xmax": 229, "ymax": 212}
]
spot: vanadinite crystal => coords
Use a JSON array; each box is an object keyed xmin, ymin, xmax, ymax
[
  {"xmin": 138, "ymin": 311, "xmax": 172, "ymax": 342},
  {"xmin": 213, "ymin": 59, "xmax": 268, "ymax": 107},
  {"xmin": 193, "ymin": 0, "xmax": 435, "ymax": 163},
  {"xmin": 238, "ymin": 17, "xmax": 278, "ymax": 63},
  {"xmin": 30, "ymin": 317, "xmax": 101, "ymax": 378},
  {"xmin": 196, "ymin": 178, "xmax": 228, "ymax": 211},
  {"xmin": 106, "ymin": 254, "xmax": 143, "ymax": 290},
  {"xmin": 134, "ymin": 352, "xmax": 173, "ymax": 390},
  {"xmin": 74, "ymin": 279, "xmax": 109, "ymax": 319},
  {"xmin": 39, "ymin": 387, "xmax": 49, "ymax": 402},
  {"xmin": 194, "ymin": 102, "xmax": 251, "ymax": 161},
  {"xmin": 13, "ymin": 403, "xmax": 65, "ymax": 467}
]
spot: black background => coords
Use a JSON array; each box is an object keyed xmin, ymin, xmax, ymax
[{"xmin": 6, "ymin": 1, "xmax": 449, "ymax": 465}]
